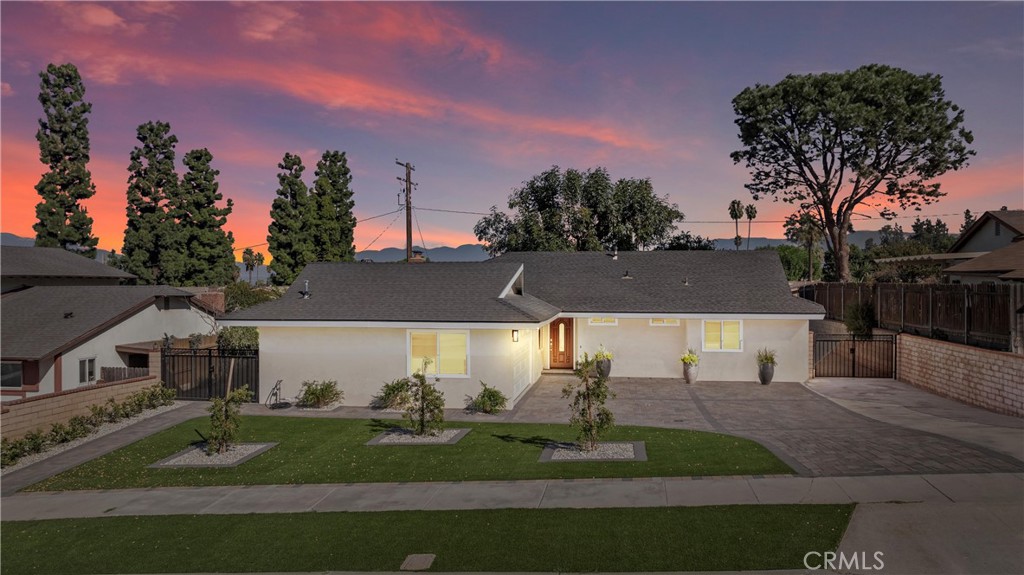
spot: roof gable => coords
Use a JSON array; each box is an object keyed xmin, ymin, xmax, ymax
[
  {"xmin": 949, "ymin": 210, "xmax": 1024, "ymax": 253},
  {"xmin": 224, "ymin": 262, "xmax": 557, "ymax": 323}
]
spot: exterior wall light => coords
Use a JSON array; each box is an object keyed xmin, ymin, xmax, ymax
[{"xmin": 512, "ymin": 330, "xmax": 519, "ymax": 343}]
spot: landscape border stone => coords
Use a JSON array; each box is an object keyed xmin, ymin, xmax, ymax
[
  {"xmin": 366, "ymin": 428, "xmax": 471, "ymax": 446},
  {"xmin": 538, "ymin": 441, "xmax": 648, "ymax": 463},
  {"xmin": 148, "ymin": 442, "xmax": 278, "ymax": 468}
]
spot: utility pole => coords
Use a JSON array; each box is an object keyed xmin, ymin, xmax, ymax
[{"xmin": 395, "ymin": 159, "xmax": 416, "ymax": 262}]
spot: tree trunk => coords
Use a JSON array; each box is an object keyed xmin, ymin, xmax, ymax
[{"xmin": 836, "ymin": 230, "xmax": 851, "ymax": 282}]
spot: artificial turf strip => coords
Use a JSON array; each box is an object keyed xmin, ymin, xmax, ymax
[
  {"xmin": 27, "ymin": 416, "xmax": 792, "ymax": 491},
  {"xmin": 2, "ymin": 505, "xmax": 854, "ymax": 574}
]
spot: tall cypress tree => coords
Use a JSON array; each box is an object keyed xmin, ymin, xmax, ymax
[
  {"xmin": 179, "ymin": 148, "xmax": 236, "ymax": 286},
  {"xmin": 267, "ymin": 153, "xmax": 314, "ymax": 285},
  {"xmin": 311, "ymin": 150, "xmax": 357, "ymax": 262},
  {"xmin": 123, "ymin": 121, "xmax": 183, "ymax": 284},
  {"xmin": 32, "ymin": 63, "xmax": 99, "ymax": 256}
]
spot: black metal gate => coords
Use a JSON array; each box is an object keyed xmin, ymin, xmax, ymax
[
  {"xmin": 813, "ymin": 334, "xmax": 896, "ymax": 378},
  {"xmin": 160, "ymin": 349, "xmax": 259, "ymax": 401}
]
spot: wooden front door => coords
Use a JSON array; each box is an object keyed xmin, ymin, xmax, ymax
[{"xmin": 549, "ymin": 318, "xmax": 574, "ymax": 369}]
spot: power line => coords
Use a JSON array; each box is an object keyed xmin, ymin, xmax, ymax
[
  {"xmin": 361, "ymin": 210, "xmax": 403, "ymax": 252},
  {"xmin": 413, "ymin": 208, "xmax": 428, "ymax": 251},
  {"xmin": 233, "ymin": 208, "xmax": 403, "ymax": 251},
  {"xmin": 415, "ymin": 206, "xmax": 491, "ymax": 216}
]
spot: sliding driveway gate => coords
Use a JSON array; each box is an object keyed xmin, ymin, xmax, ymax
[{"xmin": 813, "ymin": 334, "xmax": 895, "ymax": 378}]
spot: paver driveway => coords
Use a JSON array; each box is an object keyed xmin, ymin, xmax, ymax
[{"xmin": 509, "ymin": 375, "xmax": 1024, "ymax": 477}]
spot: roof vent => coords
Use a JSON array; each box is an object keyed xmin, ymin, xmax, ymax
[
  {"xmin": 611, "ymin": 248, "xmax": 618, "ymax": 260},
  {"xmin": 300, "ymin": 280, "xmax": 311, "ymax": 299},
  {"xmin": 64, "ymin": 311, "xmax": 74, "ymax": 319},
  {"xmin": 683, "ymin": 278, "xmax": 690, "ymax": 287},
  {"xmin": 622, "ymin": 270, "xmax": 633, "ymax": 280}
]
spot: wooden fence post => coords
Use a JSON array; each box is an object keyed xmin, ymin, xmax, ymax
[
  {"xmin": 900, "ymin": 285, "xmax": 906, "ymax": 332},
  {"xmin": 963, "ymin": 286, "xmax": 970, "ymax": 345},
  {"xmin": 927, "ymin": 285, "xmax": 933, "ymax": 335}
]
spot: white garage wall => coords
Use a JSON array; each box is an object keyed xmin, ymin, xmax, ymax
[{"xmin": 683, "ymin": 319, "xmax": 809, "ymax": 382}]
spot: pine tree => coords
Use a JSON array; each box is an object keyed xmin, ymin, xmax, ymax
[
  {"xmin": 32, "ymin": 63, "xmax": 99, "ymax": 256},
  {"xmin": 267, "ymin": 153, "xmax": 314, "ymax": 285},
  {"xmin": 123, "ymin": 121, "xmax": 183, "ymax": 284},
  {"xmin": 310, "ymin": 150, "xmax": 357, "ymax": 262},
  {"xmin": 178, "ymin": 148, "xmax": 236, "ymax": 286}
]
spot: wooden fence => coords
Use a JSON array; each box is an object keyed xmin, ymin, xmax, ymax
[
  {"xmin": 100, "ymin": 366, "xmax": 150, "ymax": 383},
  {"xmin": 799, "ymin": 282, "xmax": 1024, "ymax": 353}
]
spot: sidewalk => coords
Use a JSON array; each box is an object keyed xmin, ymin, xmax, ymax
[{"xmin": 3, "ymin": 472, "xmax": 1021, "ymax": 521}]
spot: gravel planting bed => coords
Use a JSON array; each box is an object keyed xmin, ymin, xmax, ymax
[
  {"xmin": 539, "ymin": 441, "xmax": 648, "ymax": 462},
  {"xmin": 366, "ymin": 428, "xmax": 470, "ymax": 446},
  {"xmin": 0, "ymin": 402, "xmax": 185, "ymax": 476},
  {"xmin": 149, "ymin": 442, "xmax": 278, "ymax": 468}
]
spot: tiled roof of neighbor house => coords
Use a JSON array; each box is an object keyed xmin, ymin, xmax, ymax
[
  {"xmin": 223, "ymin": 262, "xmax": 559, "ymax": 323},
  {"xmin": 0, "ymin": 246, "xmax": 135, "ymax": 280},
  {"xmin": 1, "ymin": 285, "xmax": 193, "ymax": 360},
  {"xmin": 949, "ymin": 209, "xmax": 1024, "ymax": 252},
  {"xmin": 944, "ymin": 241, "xmax": 1024, "ymax": 279},
  {"xmin": 491, "ymin": 251, "xmax": 825, "ymax": 315}
]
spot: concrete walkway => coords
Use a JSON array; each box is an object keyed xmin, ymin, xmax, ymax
[
  {"xmin": 0, "ymin": 401, "xmax": 208, "ymax": 497},
  {"xmin": 3, "ymin": 472, "xmax": 1021, "ymax": 521},
  {"xmin": 807, "ymin": 377, "xmax": 1024, "ymax": 461}
]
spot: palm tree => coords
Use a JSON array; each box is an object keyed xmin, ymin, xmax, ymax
[
  {"xmin": 744, "ymin": 204, "xmax": 757, "ymax": 250},
  {"xmin": 242, "ymin": 248, "xmax": 256, "ymax": 284},
  {"xmin": 255, "ymin": 252, "xmax": 265, "ymax": 283},
  {"xmin": 728, "ymin": 200, "xmax": 744, "ymax": 250}
]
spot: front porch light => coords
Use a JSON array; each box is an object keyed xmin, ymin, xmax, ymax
[{"xmin": 512, "ymin": 330, "xmax": 519, "ymax": 343}]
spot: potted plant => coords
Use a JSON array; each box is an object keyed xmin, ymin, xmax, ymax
[
  {"xmin": 680, "ymin": 348, "xmax": 699, "ymax": 384},
  {"xmin": 756, "ymin": 348, "xmax": 776, "ymax": 385},
  {"xmin": 594, "ymin": 346, "xmax": 613, "ymax": 378}
]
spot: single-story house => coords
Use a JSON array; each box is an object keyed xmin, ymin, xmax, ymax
[
  {"xmin": 943, "ymin": 241, "xmax": 1024, "ymax": 284},
  {"xmin": 1, "ymin": 285, "xmax": 217, "ymax": 401},
  {"xmin": 221, "ymin": 251, "xmax": 825, "ymax": 408},
  {"xmin": 1, "ymin": 245, "xmax": 135, "ymax": 293}
]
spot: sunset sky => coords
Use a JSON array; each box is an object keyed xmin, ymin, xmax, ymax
[{"xmin": 2, "ymin": 1, "xmax": 1021, "ymax": 259}]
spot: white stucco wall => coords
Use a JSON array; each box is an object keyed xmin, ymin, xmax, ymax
[
  {"xmin": 26, "ymin": 300, "xmax": 214, "ymax": 398},
  {"xmin": 683, "ymin": 319, "xmax": 809, "ymax": 383},
  {"xmin": 576, "ymin": 318, "xmax": 688, "ymax": 378},
  {"xmin": 258, "ymin": 326, "xmax": 539, "ymax": 409},
  {"xmin": 572, "ymin": 317, "xmax": 810, "ymax": 382}
]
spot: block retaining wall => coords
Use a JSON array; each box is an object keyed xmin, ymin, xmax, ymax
[
  {"xmin": 0, "ymin": 376, "xmax": 160, "ymax": 439},
  {"xmin": 897, "ymin": 334, "xmax": 1023, "ymax": 418}
]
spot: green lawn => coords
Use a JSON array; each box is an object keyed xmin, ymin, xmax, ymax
[
  {"xmin": 2, "ymin": 505, "xmax": 854, "ymax": 573},
  {"xmin": 28, "ymin": 416, "xmax": 792, "ymax": 491}
]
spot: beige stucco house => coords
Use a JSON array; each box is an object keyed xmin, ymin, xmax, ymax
[{"xmin": 222, "ymin": 251, "xmax": 825, "ymax": 408}]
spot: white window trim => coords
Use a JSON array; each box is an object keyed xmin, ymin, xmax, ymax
[
  {"xmin": 406, "ymin": 330, "xmax": 471, "ymax": 379},
  {"xmin": 588, "ymin": 317, "xmax": 618, "ymax": 326},
  {"xmin": 701, "ymin": 319, "xmax": 744, "ymax": 353},
  {"xmin": 79, "ymin": 357, "xmax": 97, "ymax": 384},
  {"xmin": 649, "ymin": 318, "xmax": 680, "ymax": 327}
]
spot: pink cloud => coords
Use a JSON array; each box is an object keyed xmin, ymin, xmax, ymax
[{"xmin": 1, "ymin": 82, "xmax": 13, "ymax": 97}]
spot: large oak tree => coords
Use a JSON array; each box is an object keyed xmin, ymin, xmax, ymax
[{"xmin": 730, "ymin": 64, "xmax": 974, "ymax": 281}]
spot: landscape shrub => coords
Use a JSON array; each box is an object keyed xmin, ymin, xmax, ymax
[
  {"xmin": 404, "ymin": 367, "xmax": 445, "ymax": 436},
  {"xmin": 844, "ymin": 300, "xmax": 875, "ymax": 338},
  {"xmin": 0, "ymin": 384, "xmax": 175, "ymax": 468},
  {"xmin": 373, "ymin": 378, "xmax": 412, "ymax": 409},
  {"xmin": 224, "ymin": 282, "xmax": 281, "ymax": 313},
  {"xmin": 472, "ymin": 382, "xmax": 508, "ymax": 414},
  {"xmin": 563, "ymin": 352, "xmax": 615, "ymax": 451},
  {"xmin": 298, "ymin": 380, "xmax": 343, "ymax": 408},
  {"xmin": 207, "ymin": 386, "xmax": 254, "ymax": 455},
  {"xmin": 217, "ymin": 326, "xmax": 259, "ymax": 351}
]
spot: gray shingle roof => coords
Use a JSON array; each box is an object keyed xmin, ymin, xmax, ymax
[
  {"xmin": 1, "ymin": 246, "xmax": 135, "ymax": 280},
  {"xmin": 491, "ymin": 251, "xmax": 825, "ymax": 315},
  {"xmin": 223, "ymin": 262, "xmax": 557, "ymax": 323},
  {"xmin": 1, "ymin": 285, "xmax": 192, "ymax": 360}
]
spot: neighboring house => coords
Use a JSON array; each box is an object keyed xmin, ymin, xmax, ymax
[
  {"xmin": 948, "ymin": 208, "xmax": 1024, "ymax": 254},
  {"xmin": 1, "ymin": 245, "xmax": 134, "ymax": 293},
  {"xmin": 0, "ymin": 286, "xmax": 216, "ymax": 401},
  {"xmin": 944, "ymin": 241, "xmax": 1024, "ymax": 284},
  {"xmin": 221, "ymin": 251, "xmax": 825, "ymax": 408}
]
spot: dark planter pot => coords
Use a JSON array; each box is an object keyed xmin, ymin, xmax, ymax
[
  {"xmin": 758, "ymin": 363, "xmax": 775, "ymax": 385},
  {"xmin": 596, "ymin": 359, "xmax": 612, "ymax": 378}
]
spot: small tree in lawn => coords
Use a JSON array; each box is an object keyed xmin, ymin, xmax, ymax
[
  {"xmin": 404, "ymin": 360, "xmax": 445, "ymax": 436},
  {"xmin": 562, "ymin": 352, "xmax": 615, "ymax": 451},
  {"xmin": 207, "ymin": 385, "xmax": 253, "ymax": 454}
]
